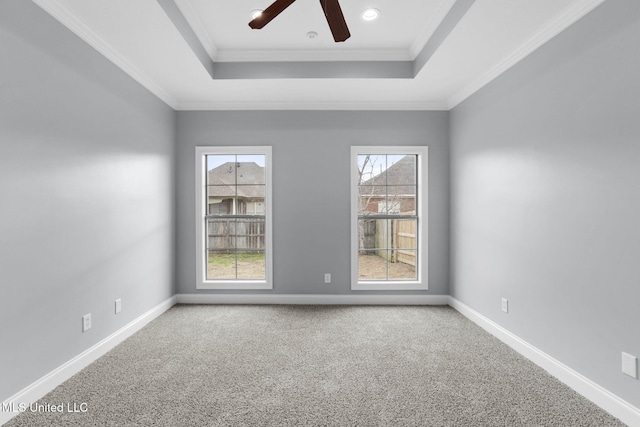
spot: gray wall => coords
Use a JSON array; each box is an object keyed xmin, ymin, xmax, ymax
[
  {"xmin": 450, "ymin": 0, "xmax": 640, "ymax": 409},
  {"xmin": 0, "ymin": 1, "xmax": 175, "ymax": 402},
  {"xmin": 176, "ymin": 111, "xmax": 449, "ymax": 295}
]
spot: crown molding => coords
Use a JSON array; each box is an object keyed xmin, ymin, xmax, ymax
[
  {"xmin": 214, "ymin": 49, "xmax": 412, "ymax": 63},
  {"xmin": 32, "ymin": 0, "xmax": 179, "ymax": 109},
  {"xmin": 173, "ymin": 0, "xmax": 218, "ymax": 60},
  {"xmin": 176, "ymin": 100, "xmax": 448, "ymax": 111},
  {"xmin": 170, "ymin": 2, "xmax": 412, "ymax": 63},
  {"xmin": 446, "ymin": 0, "xmax": 608, "ymax": 109},
  {"xmin": 409, "ymin": 0, "xmax": 458, "ymax": 59},
  {"xmin": 32, "ymin": 0, "xmax": 608, "ymax": 112}
]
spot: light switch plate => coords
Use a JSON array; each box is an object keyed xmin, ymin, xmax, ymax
[
  {"xmin": 501, "ymin": 298, "xmax": 509, "ymax": 313},
  {"xmin": 82, "ymin": 313, "xmax": 91, "ymax": 332},
  {"xmin": 622, "ymin": 352, "xmax": 638, "ymax": 378}
]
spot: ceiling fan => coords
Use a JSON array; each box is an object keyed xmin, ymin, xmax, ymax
[{"xmin": 249, "ymin": 0, "xmax": 351, "ymax": 42}]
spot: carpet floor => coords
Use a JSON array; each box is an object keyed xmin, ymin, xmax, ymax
[{"xmin": 4, "ymin": 305, "xmax": 626, "ymax": 426}]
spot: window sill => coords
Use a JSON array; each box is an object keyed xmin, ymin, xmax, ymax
[
  {"xmin": 197, "ymin": 280, "xmax": 273, "ymax": 290},
  {"xmin": 351, "ymin": 281, "xmax": 428, "ymax": 291}
]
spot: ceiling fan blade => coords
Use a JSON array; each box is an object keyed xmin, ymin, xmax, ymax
[
  {"xmin": 249, "ymin": 0, "xmax": 297, "ymax": 29},
  {"xmin": 319, "ymin": 0, "xmax": 350, "ymax": 42}
]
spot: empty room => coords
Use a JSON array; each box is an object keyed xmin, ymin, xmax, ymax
[{"xmin": 1, "ymin": 0, "xmax": 639, "ymax": 425}]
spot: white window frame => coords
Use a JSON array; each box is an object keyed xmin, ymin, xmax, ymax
[
  {"xmin": 195, "ymin": 146, "xmax": 273, "ymax": 290},
  {"xmin": 350, "ymin": 146, "xmax": 428, "ymax": 291}
]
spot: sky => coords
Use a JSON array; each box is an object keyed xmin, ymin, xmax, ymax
[{"xmin": 207, "ymin": 154, "xmax": 266, "ymax": 171}]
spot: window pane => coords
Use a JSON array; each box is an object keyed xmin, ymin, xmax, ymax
[
  {"xmin": 207, "ymin": 155, "xmax": 236, "ymax": 186},
  {"xmin": 386, "ymin": 155, "xmax": 416, "ymax": 186},
  {"xmin": 198, "ymin": 147, "xmax": 271, "ymax": 289},
  {"xmin": 206, "ymin": 219, "xmax": 236, "ymax": 251},
  {"xmin": 357, "ymin": 218, "xmax": 379, "ymax": 251},
  {"xmin": 235, "ymin": 217, "xmax": 265, "ymax": 251},
  {"xmin": 388, "ymin": 250, "xmax": 417, "ymax": 280},
  {"xmin": 352, "ymin": 147, "xmax": 425, "ymax": 289},
  {"xmin": 393, "ymin": 219, "xmax": 417, "ymax": 250},
  {"xmin": 236, "ymin": 250, "xmax": 265, "ymax": 280},
  {"xmin": 358, "ymin": 186, "xmax": 385, "ymax": 215},
  {"xmin": 237, "ymin": 155, "xmax": 265, "ymax": 185},
  {"xmin": 358, "ymin": 250, "xmax": 388, "ymax": 280},
  {"xmin": 207, "ymin": 250, "xmax": 237, "ymax": 280},
  {"xmin": 358, "ymin": 154, "xmax": 386, "ymax": 184},
  {"xmin": 207, "ymin": 192, "xmax": 234, "ymax": 215},
  {"xmin": 236, "ymin": 185, "xmax": 265, "ymax": 214},
  {"xmin": 385, "ymin": 185, "xmax": 416, "ymax": 214}
]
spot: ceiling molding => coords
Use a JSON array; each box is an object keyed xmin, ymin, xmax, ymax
[
  {"xmin": 177, "ymin": 100, "xmax": 449, "ymax": 111},
  {"xmin": 173, "ymin": 0, "xmax": 417, "ymax": 64},
  {"xmin": 173, "ymin": 0, "xmax": 218, "ymax": 60},
  {"xmin": 214, "ymin": 49, "xmax": 413, "ymax": 63},
  {"xmin": 446, "ymin": 0, "xmax": 608, "ymax": 109},
  {"xmin": 175, "ymin": 0, "xmax": 457, "ymax": 64},
  {"xmin": 413, "ymin": 0, "xmax": 476, "ymax": 76},
  {"xmin": 156, "ymin": 0, "xmax": 214, "ymax": 78},
  {"xmin": 163, "ymin": 0, "xmax": 472, "ymax": 80},
  {"xmin": 210, "ymin": 61, "xmax": 414, "ymax": 79},
  {"xmin": 31, "ymin": 0, "xmax": 606, "ymax": 112},
  {"xmin": 408, "ymin": 0, "xmax": 458, "ymax": 59},
  {"xmin": 32, "ymin": 0, "xmax": 179, "ymax": 109}
]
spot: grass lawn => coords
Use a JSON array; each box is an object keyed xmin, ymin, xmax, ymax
[
  {"xmin": 208, "ymin": 253, "xmax": 264, "ymax": 265},
  {"xmin": 207, "ymin": 252, "xmax": 265, "ymax": 280}
]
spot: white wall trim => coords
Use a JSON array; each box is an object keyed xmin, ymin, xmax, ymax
[
  {"xmin": 350, "ymin": 146, "xmax": 429, "ymax": 291},
  {"xmin": 214, "ymin": 49, "xmax": 412, "ymax": 63},
  {"xmin": 173, "ymin": 0, "xmax": 218, "ymax": 61},
  {"xmin": 194, "ymin": 146, "xmax": 273, "ymax": 291},
  {"xmin": 408, "ymin": 0, "xmax": 458, "ymax": 59},
  {"xmin": 3, "ymin": 294, "xmax": 636, "ymax": 425},
  {"xmin": 0, "ymin": 296, "xmax": 177, "ymax": 426},
  {"xmin": 176, "ymin": 100, "xmax": 448, "ymax": 111},
  {"xmin": 31, "ymin": 0, "xmax": 179, "ymax": 110},
  {"xmin": 448, "ymin": 297, "xmax": 640, "ymax": 427},
  {"xmin": 176, "ymin": 293, "xmax": 449, "ymax": 305},
  {"xmin": 446, "ymin": 0, "xmax": 608, "ymax": 109}
]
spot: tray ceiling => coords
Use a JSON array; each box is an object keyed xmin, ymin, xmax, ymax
[{"xmin": 32, "ymin": 0, "xmax": 607, "ymax": 110}]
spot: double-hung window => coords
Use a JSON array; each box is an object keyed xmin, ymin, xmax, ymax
[
  {"xmin": 351, "ymin": 146, "xmax": 428, "ymax": 290},
  {"xmin": 195, "ymin": 146, "xmax": 272, "ymax": 289}
]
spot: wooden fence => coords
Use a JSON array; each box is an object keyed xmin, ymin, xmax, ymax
[
  {"xmin": 394, "ymin": 218, "xmax": 416, "ymax": 266},
  {"xmin": 207, "ymin": 218, "xmax": 265, "ymax": 252},
  {"xmin": 360, "ymin": 213, "xmax": 416, "ymax": 266}
]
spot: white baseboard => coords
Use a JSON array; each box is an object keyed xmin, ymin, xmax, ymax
[
  {"xmin": 175, "ymin": 293, "xmax": 450, "ymax": 305},
  {"xmin": 448, "ymin": 297, "xmax": 640, "ymax": 427},
  {"xmin": 0, "ymin": 296, "xmax": 177, "ymax": 426},
  {"xmin": 5, "ymin": 294, "xmax": 636, "ymax": 426}
]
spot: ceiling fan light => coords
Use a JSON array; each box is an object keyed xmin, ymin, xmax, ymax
[
  {"xmin": 250, "ymin": 9, "xmax": 263, "ymax": 20},
  {"xmin": 361, "ymin": 8, "xmax": 380, "ymax": 21}
]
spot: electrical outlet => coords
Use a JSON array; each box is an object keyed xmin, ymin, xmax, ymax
[
  {"xmin": 324, "ymin": 273, "xmax": 331, "ymax": 284},
  {"xmin": 501, "ymin": 298, "xmax": 509, "ymax": 313},
  {"xmin": 622, "ymin": 352, "xmax": 638, "ymax": 378},
  {"xmin": 115, "ymin": 298, "xmax": 122, "ymax": 314},
  {"xmin": 82, "ymin": 313, "xmax": 92, "ymax": 332}
]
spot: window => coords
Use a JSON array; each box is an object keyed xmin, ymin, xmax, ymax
[
  {"xmin": 351, "ymin": 146, "xmax": 428, "ymax": 290},
  {"xmin": 196, "ymin": 146, "xmax": 272, "ymax": 289}
]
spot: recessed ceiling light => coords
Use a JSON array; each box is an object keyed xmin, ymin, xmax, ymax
[
  {"xmin": 250, "ymin": 9, "xmax": 263, "ymax": 20},
  {"xmin": 361, "ymin": 8, "xmax": 380, "ymax": 21}
]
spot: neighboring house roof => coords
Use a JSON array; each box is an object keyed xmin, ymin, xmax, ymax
[
  {"xmin": 207, "ymin": 162, "xmax": 265, "ymax": 199},
  {"xmin": 360, "ymin": 155, "xmax": 416, "ymax": 196}
]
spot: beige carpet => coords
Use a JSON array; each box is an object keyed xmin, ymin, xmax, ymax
[{"xmin": 4, "ymin": 305, "xmax": 626, "ymax": 426}]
